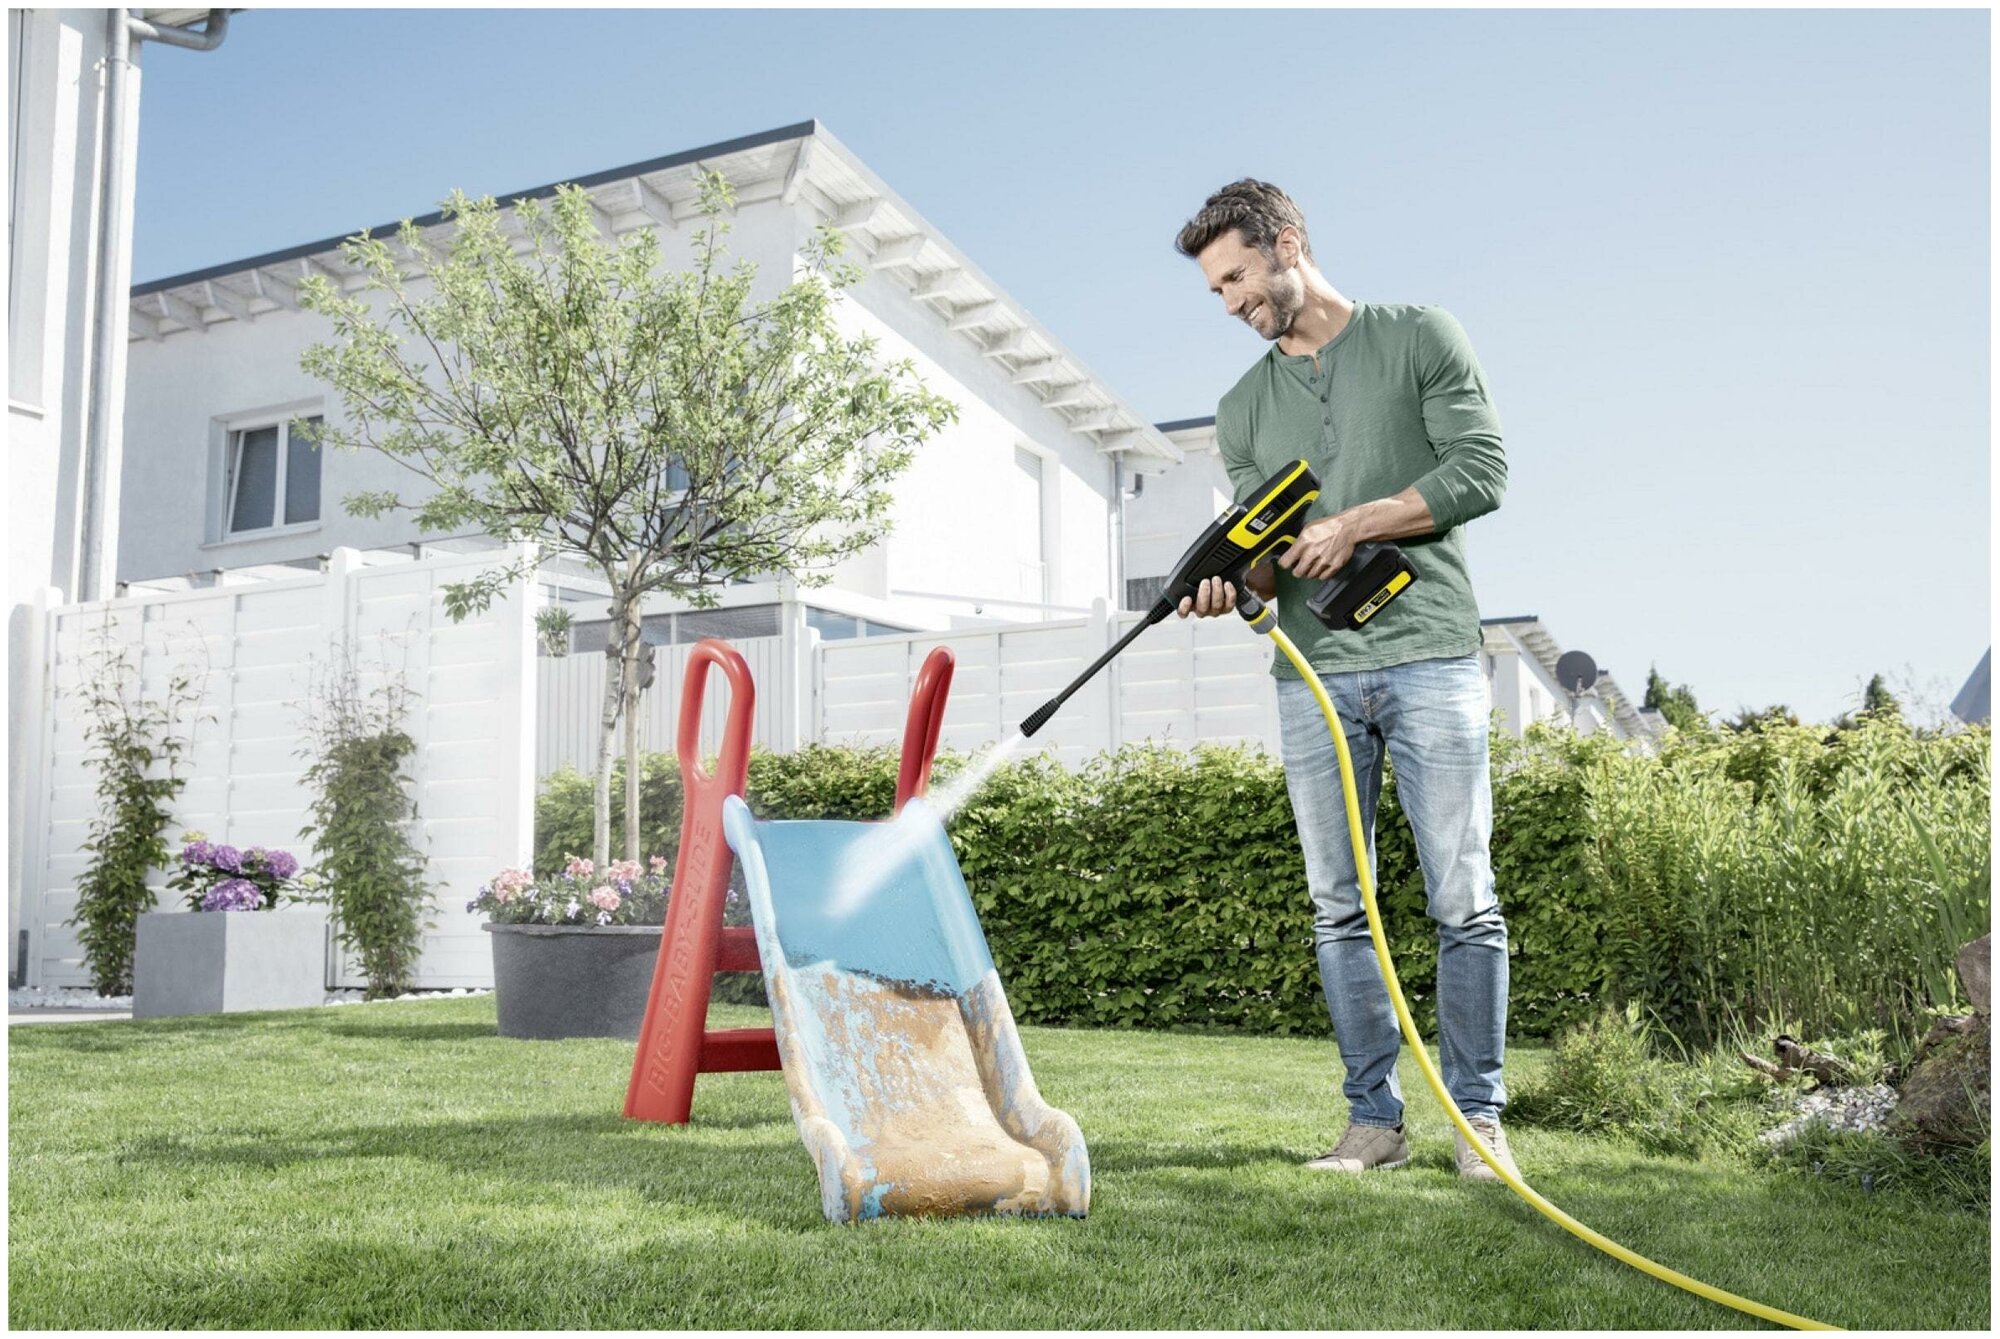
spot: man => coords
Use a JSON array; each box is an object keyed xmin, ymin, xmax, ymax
[{"xmin": 1173, "ymin": 179, "xmax": 1515, "ymax": 1181}]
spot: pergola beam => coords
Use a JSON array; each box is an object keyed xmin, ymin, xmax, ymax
[
  {"xmin": 781, "ymin": 138, "xmax": 815, "ymax": 205},
  {"xmin": 947, "ymin": 300, "xmax": 1000, "ymax": 331},
  {"xmin": 982, "ymin": 329, "xmax": 1035, "ymax": 361},
  {"xmin": 910, "ymin": 270, "xmax": 960, "ymax": 302},
  {"xmin": 129, "ymin": 307, "xmax": 163, "ymax": 342},
  {"xmin": 1041, "ymin": 384, "xmax": 1096, "ymax": 410},
  {"xmin": 203, "ymin": 281, "xmax": 255, "ymax": 323},
  {"xmin": 869, "ymin": 234, "xmax": 926, "ymax": 271},
  {"xmin": 1011, "ymin": 358, "xmax": 1066, "ymax": 385},
  {"xmin": 1069, "ymin": 411, "xmax": 1126, "ymax": 434},
  {"xmin": 633, "ymin": 177, "xmax": 677, "ymax": 228},
  {"xmin": 252, "ymin": 268, "xmax": 299, "ymax": 309},
  {"xmin": 156, "ymin": 290, "xmax": 207, "ymax": 333},
  {"xmin": 833, "ymin": 198, "xmax": 882, "ymax": 231}
]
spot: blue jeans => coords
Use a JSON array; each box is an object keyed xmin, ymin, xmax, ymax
[{"xmin": 1275, "ymin": 655, "xmax": 1508, "ymax": 1127}]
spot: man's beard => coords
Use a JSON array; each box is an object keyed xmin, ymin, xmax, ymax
[{"xmin": 1247, "ymin": 265, "xmax": 1305, "ymax": 342}]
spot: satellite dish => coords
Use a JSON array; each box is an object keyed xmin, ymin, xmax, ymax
[{"xmin": 1556, "ymin": 650, "xmax": 1599, "ymax": 694}]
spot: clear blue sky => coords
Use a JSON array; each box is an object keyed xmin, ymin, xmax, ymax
[{"xmin": 130, "ymin": 8, "xmax": 1991, "ymax": 725}]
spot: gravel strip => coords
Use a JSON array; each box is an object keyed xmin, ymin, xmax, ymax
[
  {"xmin": 13, "ymin": 985, "xmax": 491, "ymax": 1011},
  {"xmin": 1757, "ymin": 1083, "xmax": 1900, "ymax": 1147}
]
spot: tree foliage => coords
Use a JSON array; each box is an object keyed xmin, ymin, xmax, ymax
[
  {"xmin": 300, "ymin": 172, "xmax": 958, "ymax": 865},
  {"xmin": 1643, "ymin": 664, "xmax": 1708, "ymax": 732}
]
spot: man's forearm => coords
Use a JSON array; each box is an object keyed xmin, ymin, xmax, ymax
[{"xmin": 1343, "ymin": 486, "xmax": 1437, "ymax": 543}]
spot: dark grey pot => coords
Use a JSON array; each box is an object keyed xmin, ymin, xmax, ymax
[{"xmin": 484, "ymin": 923, "xmax": 663, "ymax": 1040}]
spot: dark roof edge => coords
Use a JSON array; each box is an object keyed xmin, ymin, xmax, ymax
[
  {"xmin": 1154, "ymin": 416, "xmax": 1217, "ymax": 433},
  {"xmin": 131, "ymin": 119, "xmax": 821, "ymax": 296},
  {"xmin": 1479, "ymin": 615, "xmax": 1540, "ymax": 626}
]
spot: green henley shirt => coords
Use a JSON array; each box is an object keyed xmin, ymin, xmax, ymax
[{"xmin": 1215, "ymin": 301, "xmax": 1507, "ymax": 678}]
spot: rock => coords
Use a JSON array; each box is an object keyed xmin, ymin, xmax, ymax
[
  {"xmin": 1890, "ymin": 1012, "xmax": 1990, "ymax": 1150},
  {"xmin": 1956, "ymin": 934, "xmax": 1989, "ymax": 1015}
]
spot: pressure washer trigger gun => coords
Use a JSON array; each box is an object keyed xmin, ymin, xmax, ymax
[{"xmin": 1020, "ymin": 459, "xmax": 1324, "ymax": 737}]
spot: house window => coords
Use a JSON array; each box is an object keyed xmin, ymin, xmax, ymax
[{"xmin": 224, "ymin": 414, "xmax": 322, "ymax": 536}]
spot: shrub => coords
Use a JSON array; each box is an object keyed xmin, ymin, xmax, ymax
[
  {"xmin": 299, "ymin": 659, "xmax": 432, "ymax": 1000},
  {"xmin": 1586, "ymin": 716, "xmax": 1991, "ymax": 1049},
  {"xmin": 1508, "ymin": 1007, "xmax": 1763, "ymax": 1159},
  {"xmin": 69, "ymin": 633, "xmax": 202, "ymax": 996},
  {"xmin": 531, "ymin": 717, "xmax": 1989, "ymax": 1047}
]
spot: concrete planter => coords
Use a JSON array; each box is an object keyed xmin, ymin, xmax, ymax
[
  {"xmin": 485, "ymin": 923, "xmax": 663, "ymax": 1040},
  {"xmin": 133, "ymin": 906, "xmax": 329, "ymax": 1018}
]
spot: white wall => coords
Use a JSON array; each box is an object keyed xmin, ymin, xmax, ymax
[
  {"xmin": 8, "ymin": 10, "xmax": 146, "ymax": 983},
  {"xmin": 20, "ymin": 547, "xmax": 536, "ymax": 989},
  {"xmin": 1124, "ymin": 424, "xmax": 1232, "ymax": 600}
]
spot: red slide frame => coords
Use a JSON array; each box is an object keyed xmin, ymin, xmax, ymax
[{"xmin": 624, "ymin": 641, "xmax": 958, "ymax": 1124}]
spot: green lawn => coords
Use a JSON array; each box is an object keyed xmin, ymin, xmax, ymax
[{"xmin": 9, "ymin": 997, "xmax": 1987, "ymax": 1330}]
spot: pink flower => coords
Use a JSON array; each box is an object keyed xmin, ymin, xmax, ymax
[
  {"xmin": 564, "ymin": 855, "xmax": 594, "ymax": 879},
  {"xmin": 488, "ymin": 867, "xmax": 534, "ymax": 902},
  {"xmin": 649, "ymin": 855, "xmax": 669, "ymax": 875},
  {"xmin": 589, "ymin": 887, "xmax": 621, "ymax": 912},
  {"xmin": 607, "ymin": 859, "xmax": 642, "ymax": 885}
]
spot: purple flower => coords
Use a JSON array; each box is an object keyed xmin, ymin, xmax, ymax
[
  {"xmin": 263, "ymin": 849, "xmax": 300, "ymax": 880},
  {"xmin": 200, "ymin": 878, "xmax": 265, "ymax": 912},
  {"xmin": 209, "ymin": 845, "xmax": 244, "ymax": 874},
  {"xmin": 180, "ymin": 840, "xmax": 214, "ymax": 867}
]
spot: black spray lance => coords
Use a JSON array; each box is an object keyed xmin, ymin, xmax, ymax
[{"xmin": 1019, "ymin": 459, "xmax": 1417, "ymax": 737}]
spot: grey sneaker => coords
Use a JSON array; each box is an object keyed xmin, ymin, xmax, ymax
[
  {"xmin": 1305, "ymin": 1122, "xmax": 1409, "ymax": 1173},
  {"xmin": 1455, "ymin": 1116, "xmax": 1521, "ymax": 1183}
]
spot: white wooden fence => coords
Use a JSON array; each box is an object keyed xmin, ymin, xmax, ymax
[
  {"xmin": 533, "ymin": 602, "xmax": 1283, "ymax": 778},
  {"xmin": 21, "ymin": 578, "xmax": 1283, "ymax": 991},
  {"xmin": 812, "ymin": 603, "xmax": 1281, "ymax": 767},
  {"xmin": 535, "ymin": 629, "xmax": 812, "ymax": 776},
  {"xmin": 22, "ymin": 547, "xmax": 535, "ymax": 989}
]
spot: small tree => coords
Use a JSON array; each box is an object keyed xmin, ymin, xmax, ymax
[
  {"xmin": 1643, "ymin": 664, "xmax": 1708, "ymax": 733},
  {"xmin": 302, "ymin": 173, "xmax": 957, "ymax": 866},
  {"xmin": 1862, "ymin": 672, "xmax": 1903, "ymax": 719},
  {"xmin": 68, "ymin": 627, "xmax": 204, "ymax": 995}
]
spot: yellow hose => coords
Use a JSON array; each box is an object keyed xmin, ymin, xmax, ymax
[{"xmin": 1262, "ymin": 623, "xmax": 1836, "ymax": 1331}]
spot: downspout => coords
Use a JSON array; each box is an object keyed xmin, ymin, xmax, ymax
[{"xmin": 77, "ymin": 9, "xmax": 230, "ymax": 601}]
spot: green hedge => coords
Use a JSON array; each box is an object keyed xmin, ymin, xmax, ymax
[
  {"xmin": 535, "ymin": 717, "xmax": 1988, "ymax": 1046},
  {"xmin": 535, "ymin": 733, "xmax": 1615, "ymax": 1038}
]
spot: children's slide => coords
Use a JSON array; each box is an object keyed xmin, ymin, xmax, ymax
[{"xmin": 722, "ymin": 794, "xmax": 1090, "ymax": 1223}]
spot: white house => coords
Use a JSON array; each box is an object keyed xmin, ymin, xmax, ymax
[{"xmin": 116, "ymin": 121, "xmax": 1183, "ymax": 646}]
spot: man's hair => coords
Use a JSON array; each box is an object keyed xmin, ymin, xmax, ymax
[{"xmin": 1174, "ymin": 179, "xmax": 1314, "ymax": 263}]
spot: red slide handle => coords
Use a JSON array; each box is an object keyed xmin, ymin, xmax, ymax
[
  {"xmin": 678, "ymin": 638, "xmax": 755, "ymax": 801},
  {"xmin": 624, "ymin": 638, "xmax": 756, "ymax": 1124},
  {"xmin": 895, "ymin": 645, "xmax": 955, "ymax": 812}
]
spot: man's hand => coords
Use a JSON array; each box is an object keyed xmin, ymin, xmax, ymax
[
  {"xmin": 1244, "ymin": 563, "xmax": 1276, "ymax": 600},
  {"xmin": 1279, "ymin": 514, "xmax": 1358, "ymax": 582},
  {"xmin": 1176, "ymin": 576, "xmax": 1237, "ymax": 619}
]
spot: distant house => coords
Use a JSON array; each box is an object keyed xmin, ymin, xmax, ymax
[
  {"xmin": 1950, "ymin": 648, "xmax": 1990, "ymax": 726},
  {"xmin": 115, "ymin": 121, "xmax": 1183, "ymax": 644},
  {"xmin": 1121, "ymin": 419, "xmax": 1663, "ymax": 747}
]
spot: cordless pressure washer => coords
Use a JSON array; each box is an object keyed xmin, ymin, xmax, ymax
[
  {"xmin": 1016, "ymin": 460, "xmax": 1833, "ymax": 1331},
  {"xmin": 1020, "ymin": 460, "xmax": 1417, "ymax": 738}
]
